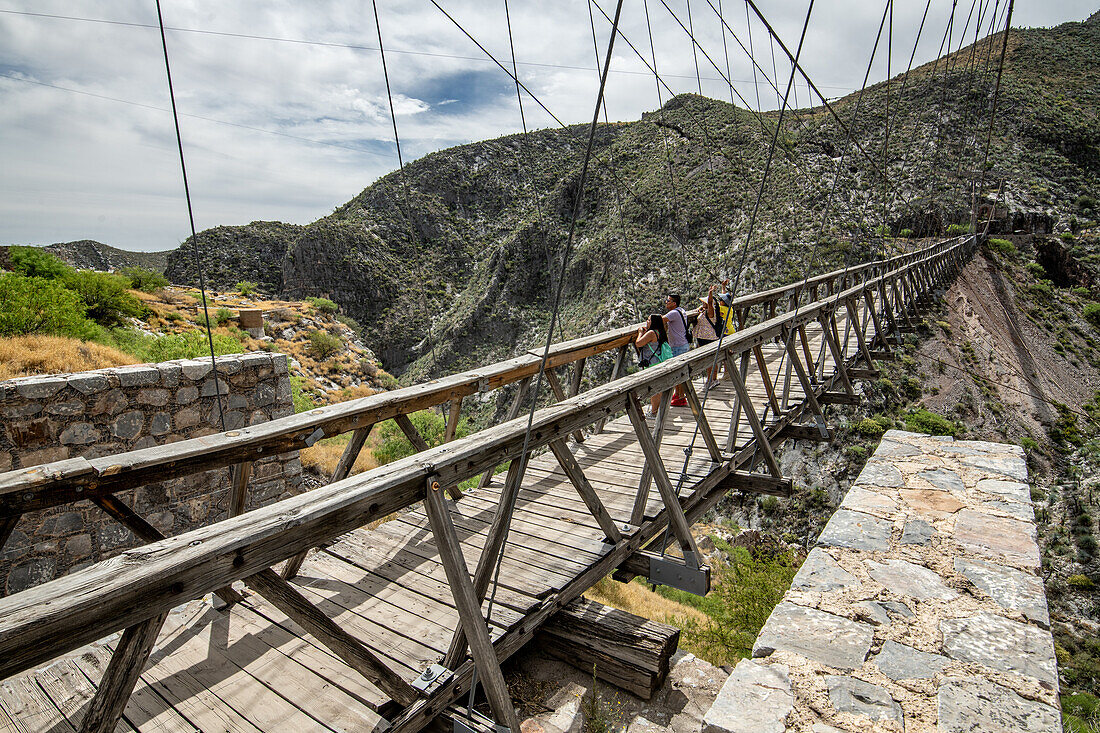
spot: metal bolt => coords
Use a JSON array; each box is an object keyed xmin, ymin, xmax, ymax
[{"xmin": 431, "ymin": 481, "xmax": 441, "ymax": 492}]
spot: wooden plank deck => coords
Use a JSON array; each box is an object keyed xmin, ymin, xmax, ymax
[{"xmin": 0, "ymin": 312, "xmax": 865, "ymax": 732}]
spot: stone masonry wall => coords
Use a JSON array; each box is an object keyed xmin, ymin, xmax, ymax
[
  {"xmin": 0, "ymin": 353, "xmax": 302, "ymax": 595},
  {"xmin": 704, "ymin": 430, "xmax": 1061, "ymax": 732}
]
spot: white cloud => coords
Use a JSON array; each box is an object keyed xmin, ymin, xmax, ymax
[{"xmin": 0, "ymin": 0, "xmax": 1092, "ymax": 251}]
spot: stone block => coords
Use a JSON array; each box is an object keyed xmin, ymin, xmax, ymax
[
  {"xmin": 954, "ymin": 509, "xmax": 1039, "ymax": 569},
  {"xmin": 200, "ymin": 378, "xmax": 230, "ymax": 398},
  {"xmin": 816, "ymin": 509, "xmax": 892, "ymax": 552},
  {"xmin": 840, "ymin": 486, "xmax": 897, "ymax": 517},
  {"xmin": 3, "ymin": 402, "xmax": 43, "ymax": 419},
  {"xmin": 176, "ymin": 386, "xmax": 199, "ymax": 405},
  {"xmin": 5, "ymin": 557, "xmax": 56, "ymax": 594},
  {"xmin": 40, "ymin": 512, "xmax": 83, "ymax": 536},
  {"xmin": 137, "ymin": 388, "xmax": 170, "ymax": 406},
  {"xmin": 22, "ymin": 446, "xmax": 70, "ymax": 467},
  {"xmin": 703, "ymin": 660, "xmax": 792, "ymax": 733},
  {"xmin": 158, "ymin": 364, "xmax": 181, "ymax": 388},
  {"xmin": 217, "ymin": 359, "xmax": 242, "ymax": 376},
  {"xmin": 853, "ymin": 460, "xmax": 904, "ymax": 488},
  {"xmin": 68, "ymin": 373, "xmax": 110, "ymax": 394},
  {"xmin": 856, "ymin": 601, "xmax": 892, "ymax": 626},
  {"xmin": 900, "ymin": 519, "xmax": 934, "ymax": 545},
  {"xmin": 953, "ymin": 557, "xmax": 1049, "ymax": 627},
  {"xmin": 865, "ymin": 558, "xmax": 957, "ymax": 601},
  {"xmin": 89, "ymin": 389, "xmax": 128, "ymax": 417},
  {"xmin": 873, "ymin": 437, "xmax": 921, "ymax": 457},
  {"xmin": 982, "ymin": 500, "xmax": 1034, "ymax": 522},
  {"xmin": 181, "ymin": 359, "xmax": 213, "ymax": 380},
  {"xmin": 97, "ymin": 523, "xmax": 135, "ymax": 552},
  {"xmin": 0, "ymin": 451, "xmax": 11, "ymax": 472},
  {"xmin": 275, "ymin": 376, "xmax": 293, "ymax": 402},
  {"xmin": 14, "ymin": 377, "xmax": 64, "ymax": 400},
  {"xmin": 46, "ymin": 400, "xmax": 85, "ymax": 417},
  {"xmin": 917, "ymin": 467, "xmax": 966, "ymax": 493},
  {"xmin": 228, "ymin": 394, "xmax": 250, "ymax": 410},
  {"xmin": 150, "ymin": 412, "xmax": 172, "ymax": 436},
  {"xmin": 252, "ymin": 381, "xmax": 276, "ymax": 407},
  {"xmin": 937, "ymin": 677, "xmax": 1060, "ymax": 732},
  {"xmin": 898, "ymin": 487, "xmax": 965, "ymax": 519},
  {"xmin": 961, "ymin": 453, "xmax": 1028, "ymax": 481},
  {"xmin": 753, "ymin": 602, "xmax": 873, "ymax": 671},
  {"xmin": 271, "ymin": 406, "xmax": 294, "ymax": 420},
  {"xmin": 872, "ymin": 640, "xmax": 948, "ymax": 680},
  {"xmin": 65, "ymin": 533, "xmax": 93, "ymax": 558},
  {"xmin": 975, "ymin": 478, "xmax": 1030, "ymax": 503},
  {"xmin": 115, "ymin": 365, "xmax": 161, "ymax": 387},
  {"xmin": 941, "ymin": 612, "xmax": 1058, "ymax": 688},
  {"xmin": 7, "ymin": 417, "xmax": 51, "ymax": 448},
  {"xmin": 825, "ymin": 676, "xmax": 902, "ymax": 723},
  {"xmin": 111, "ymin": 411, "xmax": 145, "ymax": 441},
  {"xmin": 59, "ymin": 422, "xmax": 99, "ymax": 446},
  {"xmin": 790, "ymin": 548, "xmax": 857, "ymax": 593}
]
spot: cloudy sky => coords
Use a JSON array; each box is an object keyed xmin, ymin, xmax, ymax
[{"xmin": 0, "ymin": 1, "xmax": 1093, "ymax": 252}]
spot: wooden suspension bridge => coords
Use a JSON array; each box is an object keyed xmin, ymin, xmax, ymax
[{"xmin": 0, "ymin": 236, "xmax": 973, "ymax": 732}]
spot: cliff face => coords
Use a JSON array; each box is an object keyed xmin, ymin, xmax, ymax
[
  {"xmin": 40, "ymin": 240, "xmax": 170, "ymax": 273},
  {"xmin": 160, "ymin": 16, "xmax": 1100, "ymax": 379}
]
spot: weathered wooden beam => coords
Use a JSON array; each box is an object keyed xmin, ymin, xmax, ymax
[
  {"xmin": 845, "ymin": 297, "xmax": 875, "ymax": 369},
  {"xmin": 820, "ymin": 314, "xmax": 855, "ymax": 397},
  {"xmin": 782, "ymin": 328, "xmax": 829, "ymax": 431},
  {"xmin": 753, "ymin": 345, "xmax": 782, "ymax": 418},
  {"xmin": 847, "ymin": 368, "xmax": 881, "ymax": 381},
  {"xmin": 396, "ymin": 413, "xmax": 461, "ymax": 500},
  {"xmin": 780, "ymin": 424, "xmax": 835, "ymax": 442},
  {"xmin": 444, "ymin": 397, "xmax": 463, "ymax": 443},
  {"xmin": 593, "ymin": 344, "xmax": 629, "ymax": 435},
  {"xmin": 0, "ymin": 514, "xmax": 21, "ymax": 554},
  {"xmin": 77, "ymin": 611, "xmax": 167, "ymax": 733},
  {"xmin": 863, "ymin": 289, "xmax": 891, "ymax": 354},
  {"xmin": 631, "ymin": 390, "xmax": 671, "ymax": 524},
  {"xmin": 546, "ymin": 368, "xmax": 584, "ymax": 444},
  {"xmin": 282, "ymin": 424, "xmax": 374, "ymax": 581},
  {"xmin": 478, "ymin": 376, "xmax": 531, "ymax": 490},
  {"xmin": 228, "ymin": 461, "xmax": 253, "ymax": 518},
  {"xmin": 549, "ymin": 440, "xmax": 623, "ymax": 544},
  {"xmin": 245, "ymin": 568, "xmax": 419, "ymax": 705},
  {"xmin": 718, "ymin": 471, "xmax": 793, "ymax": 497},
  {"xmin": 536, "ymin": 598, "xmax": 679, "ymax": 701},
  {"xmin": 625, "ymin": 394, "xmax": 701, "ymax": 561},
  {"xmin": 424, "ymin": 480, "xmax": 519, "ymax": 732},
  {"xmin": 682, "ymin": 380, "xmax": 723, "ymax": 463},
  {"xmin": 726, "ymin": 364, "xmax": 782, "ymax": 479},
  {"xmin": 818, "ymin": 392, "xmax": 862, "ymax": 405},
  {"xmin": 868, "ymin": 350, "xmax": 896, "ymax": 361}
]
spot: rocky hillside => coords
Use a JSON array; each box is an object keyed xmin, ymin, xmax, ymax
[
  {"xmin": 162, "ymin": 14, "xmax": 1099, "ymax": 385},
  {"xmin": 40, "ymin": 240, "xmax": 170, "ymax": 273}
]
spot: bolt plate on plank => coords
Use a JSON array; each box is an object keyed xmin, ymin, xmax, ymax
[
  {"xmin": 412, "ymin": 663, "xmax": 450, "ymax": 693},
  {"xmin": 648, "ymin": 553, "xmax": 710, "ymax": 596}
]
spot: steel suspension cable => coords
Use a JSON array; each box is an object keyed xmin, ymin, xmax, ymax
[
  {"xmin": 154, "ymin": 0, "xmax": 226, "ymax": 433},
  {"xmin": 975, "ymin": 0, "xmax": 1014, "ymax": 237}
]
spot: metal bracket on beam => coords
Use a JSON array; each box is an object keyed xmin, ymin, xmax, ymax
[
  {"xmin": 647, "ymin": 551, "xmax": 710, "ymax": 596},
  {"xmin": 411, "ymin": 663, "xmax": 450, "ymax": 694}
]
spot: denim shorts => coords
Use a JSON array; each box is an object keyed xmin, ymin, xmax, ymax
[{"xmin": 671, "ymin": 343, "xmax": 690, "ymax": 357}]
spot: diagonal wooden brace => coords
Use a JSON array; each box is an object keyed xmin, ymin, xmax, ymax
[
  {"xmin": 78, "ymin": 611, "xmax": 168, "ymax": 733},
  {"xmin": 549, "ymin": 439, "xmax": 623, "ymax": 544},
  {"xmin": 820, "ymin": 313, "xmax": 855, "ymax": 397},
  {"xmin": 424, "ymin": 479, "xmax": 520, "ymax": 732},
  {"xmin": 725, "ymin": 361, "xmax": 782, "ymax": 478},
  {"xmin": 625, "ymin": 393, "xmax": 701, "ymax": 561},
  {"xmin": 782, "ymin": 327, "xmax": 829, "ymax": 438},
  {"xmin": 631, "ymin": 390, "xmax": 671, "ymax": 525},
  {"xmin": 682, "ymin": 380, "xmax": 723, "ymax": 462},
  {"xmin": 478, "ymin": 376, "xmax": 531, "ymax": 490},
  {"xmin": 396, "ymin": 413, "xmax": 461, "ymax": 499}
]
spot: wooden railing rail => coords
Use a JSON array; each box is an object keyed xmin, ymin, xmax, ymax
[{"xmin": 0, "ymin": 236, "xmax": 974, "ymax": 681}]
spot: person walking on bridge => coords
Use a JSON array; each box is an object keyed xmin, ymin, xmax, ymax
[{"xmin": 663, "ymin": 293, "xmax": 690, "ymax": 407}]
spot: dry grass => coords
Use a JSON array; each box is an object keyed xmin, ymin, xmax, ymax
[
  {"xmin": 299, "ymin": 434, "xmax": 381, "ymax": 478},
  {"xmin": 583, "ymin": 576, "xmax": 709, "ymax": 626},
  {"xmin": 0, "ymin": 335, "xmax": 138, "ymax": 380}
]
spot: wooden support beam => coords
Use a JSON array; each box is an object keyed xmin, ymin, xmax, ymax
[
  {"xmin": 569, "ymin": 357, "xmax": 586, "ymax": 398},
  {"xmin": 726, "ymin": 351, "xmax": 750, "ymax": 452},
  {"xmin": 868, "ymin": 350, "xmax": 896, "ymax": 361},
  {"xmin": 782, "ymin": 328, "xmax": 828, "ymax": 430},
  {"xmin": 546, "ymin": 369, "xmax": 584, "ymax": 443},
  {"xmin": 444, "ymin": 397, "xmax": 463, "ymax": 443},
  {"xmin": 863, "ymin": 289, "xmax": 890, "ymax": 354},
  {"xmin": 424, "ymin": 480, "xmax": 520, "ymax": 732},
  {"xmin": 682, "ymin": 381, "xmax": 723, "ymax": 463},
  {"xmin": 818, "ymin": 392, "xmax": 861, "ymax": 405},
  {"xmin": 549, "ymin": 440, "xmax": 623, "ymax": 544},
  {"xmin": 625, "ymin": 393, "xmax": 701, "ymax": 561},
  {"xmin": 0, "ymin": 514, "xmax": 21, "ymax": 554},
  {"xmin": 444, "ymin": 457, "xmax": 527, "ymax": 668},
  {"xmin": 753, "ymin": 345, "xmax": 782, "ymax": 418},
  {"xmin": 631, "ymin": 391, "xmax": 671, "ymax": 524},
  {"xmin": 228, "ymin": 461, "xmax": 253, "ymax": 518},
  {"xmin": 478, "ymin": 376, "xmax": 530, "ymax": 490},
  {"xmin": 90, "ymin": 494, "xmax": 244, "ymax": 607},
  {"xmin": 396, "ymin": 413, "xmax": 461, "ymax": 500},
  {"xmin": 820, "ymin": 314, "xmax": 855, "ymax": 397},
  {"xmin": 780, "ymin": 424, "xmax": 835, "ymax": 442},
  {"xmin": 725, "ymin": 364, "xmax": 782, "ymax": 479},
  {"xmin": 718, "ymin": 471, "xmax": 793, "ymax": 497},
  {"xmin": 244, "ymin": 568, "xmax": 420, "ymax": 706},
  {"xmin": 283, "ymin": 424, "xmax": 374, "ymax": 581},
  {"xmin": 847, "ymin": 369, "xmax": 881, "ymax": 381},
  {"xmin": 78, "ymin": 611, "xmax": 168, "ymax": 733},
  {"xmin": 845, "ymin": 298, "xmax": 875, "ymax": 369},
  {"xmin": 537, "ymin": 598, "xmax": 680, "ymax": 701},
  {"xmin": 594, "ymin": 345, "xmax": 629, "ymax": 435}
]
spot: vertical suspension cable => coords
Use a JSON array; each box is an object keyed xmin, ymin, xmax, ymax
[
  {"xmin": 154, "ymin": 0, "xmax": 226, "ymax": 433},
  {"xmin": 686, "ymin": 0, "xmax": 703, "ymax": 94},
  {"xmin": 975, "ymin": 0, "xmax": 1013, "ymax": 236},
  {"xmin": 744, "ymin": 1, "xmax": 760, "ymax": 110}
]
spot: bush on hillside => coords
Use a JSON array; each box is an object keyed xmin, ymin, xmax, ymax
[
  {"xmin": 946, "ymin": 223, "xmax": 971, "ymax": 236},
  {"xmin": 215, "ymin": 307, "xmax": 234, "ymax": 325},
  {"xmin": 66, "ymin": 271, "xmax": 146, "ymax": 326},
  {"xmin": 8, "ymin": 246, "xmax": 73, "ymax": 280},
  {"xmin": 1084, "ymin": 303, "xmax": 1100, "ymax": 330},
  {"xmin": 0, "ymin": 274, "xmax": 91, "ymax": 337},
  {"xmin": 987, "ymin": 238, "xmax": 1016, "ymax": 258},
  {"xmin": 903, "ymin": 408, "xmax": 960, "ymax": 437},
  {"xmin": 308, "ymin": 330, "xmax": 342, "ymax": 359},
  {"xmin": 306, "ymin": 297, "xmax": 339, "ymax": 314},
  {"xmin": 120, "ymin": 266, "xmax": 168, "ymax": 292},
  {"xmin": 236, "ymin": 280, "xmax": 257, "ymax": 296},
  {"xmin": 109, "ymin": 329, "xmax": 242, "ymax": 363}
]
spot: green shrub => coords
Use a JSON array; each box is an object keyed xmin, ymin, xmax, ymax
[
  {"xmin": 236, "ymin": 280, "xmax": 257, "ymax": 296},
  {"xmin": 215, "ymin": 307, "xmax": 233, "ymax": 326},
  {"xmin": 946, "ymin": 223, "xmax": 971, "ymax": 236},
  {"xmin": 120, "ymin": 266, "xmax": 167, "ymax": 292},
  {"xmin": 1075, "ymin": 286, "xmax": 1093, "ymax": 299},
  {"xmin": 852, "ymin": 417, "xmax": 886, "ymax": 437},
  {"xmin": 1026, "ymin": 262, "xmax": 1047, "ymax": 279},
  {"xmin": 336, "ymin": 314, "xmax": 362, "ymax": 335},
  {"xmin": 1062, "ymin": 692, "xmax": 1100, "ymax": 733},
  {"xmin": 903, "ymin": 408, "xmax": 959, "ymax": 437},
  {"xmin": 1029, "ymin": 280, "xmax": 1054, "ymax": 300},
  {"xmin": 164, "ymin": 311, "xmax": 183, "ymax": 322},
  {"xmin": 759, "ymin": 495, "xmax": 779, "ymax": 516},
  {"xmin": 898, "ymin": 228, "xmax": 913, "ymax": 238},
  {"xmin": 306, "ymin": 296, "xmax": 339, "ymax": 314},
  {"xmin": 987, "ymin": 238, "xmax": 1016, "ymax": 258},
  {"xmin": 66, "ymin": 270, "xmax": 146, "ymax": 326},
  {"xmin": 308, "ymin": 330, "xmax": 342, "ymax": 359},
  {"xmin": 1051, "ymin": 403, "xmax": 1084, "ymax": 446},
  {"xmin": 110, "ymin": 329, "xmax": 242, "ymax": 362},
  {"xmin": 8, "ymin": 246, "xmax": 73, "ymax": 280},
  {"xmin": 1085, "ymin": 303, "xmax": 1100, "ymax": 330},
  {"xmin": 0, "ymin": 274, "xmax": 91, "ymax": 336},
  {"xmin": 373, "ymin": 410, "xmax": 469, "ymax": 466},
  {"xmin": 290, "ymin": 376, "xmax": 317, "ymax": 413},
  {"xmin": 1062, "ymin": 232, "xmax": 1076, "ymax": 242},
  {"xmin": 1021, "ymin": 436, "xmax": 1041, "ymax": 453},
  {"xmin": 1068, "ymin": 574, "xmax": 1096, "ymax": 590}
]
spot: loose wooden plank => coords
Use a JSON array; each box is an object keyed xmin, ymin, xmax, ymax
[{"xmin": 36, "ymin": 660, "xmax": 135, "ymax": 733}]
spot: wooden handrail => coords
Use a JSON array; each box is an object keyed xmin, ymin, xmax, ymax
[{"xmin": 0, "ymin": 237, "xmax": 973, "ymax": 679}]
